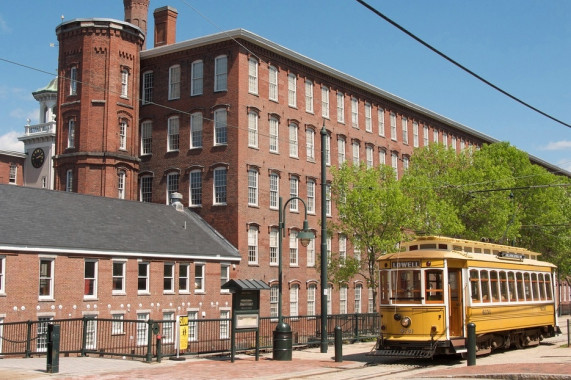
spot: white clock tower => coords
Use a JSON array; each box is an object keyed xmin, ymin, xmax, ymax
[{"xmin": 18, "ymin": 78, "xmax": 57, "ymax": 189}]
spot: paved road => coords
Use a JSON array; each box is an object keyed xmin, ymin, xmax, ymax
[{"xmin": 0, "ymin": 317, "xmax": 569, "ymax": 379}]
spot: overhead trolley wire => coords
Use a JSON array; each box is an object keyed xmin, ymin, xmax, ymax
[{"xmin": 354, "ymin": 0, "xmax": 571, "ymax": 129}]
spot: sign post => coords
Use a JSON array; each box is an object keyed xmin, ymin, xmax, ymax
[{"xmin": 171, "ymin": 315, "xmax": 188, "ymax": 361}]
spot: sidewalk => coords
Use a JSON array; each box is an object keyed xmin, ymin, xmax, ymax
[{"xmin": 0, "ymin": 320, "xmax": 569, "ymax": 379}]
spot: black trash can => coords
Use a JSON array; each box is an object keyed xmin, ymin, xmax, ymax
[{"xmin": 273, "ymin": 322, "xmax": 292, "ymax": 361}]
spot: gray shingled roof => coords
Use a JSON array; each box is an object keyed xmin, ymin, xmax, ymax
[{"xmin": 0, "ymin": 184, "xmax": 240, "ymax": 261}]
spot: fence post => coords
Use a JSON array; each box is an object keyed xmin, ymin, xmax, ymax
[
  {"xmin": 81, "ymin": 317, "xmax": 88, "ymax": 357},
  {"xmin": 25, "ymin": 320, "xmax": 32, "ymax": 358},
  {"xmin": 145, "ymin": 320, "xmax": 153, "ymax": 363},
  {"xmin": 353, "ymin": 314, "xmax": 359, "ymax": 341}
]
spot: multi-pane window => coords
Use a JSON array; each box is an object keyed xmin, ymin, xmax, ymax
[
  {"xmin": 289, "ymin": 123, "xmax": 298, "ymax": 157},
  {"xmin": 194, "ymin": 263, "xmax": 205, "ymax": 292},
  {"xmin": 188, "ymin": 311, "xmax": 198, "ymax": 342},
  {"xmin": 68, "ymin": 119, "xmax": 75, "ymax": 148},
  {"xmin": 325, "ymin": 133, "xmax": 331, "ymax": 166},
  {"xmin": 66, "ymin": 169, "xmax": 73, "ymax": 192},
  {"xmin": 119, "ymin": 120, "xmax": 127, "ymax": 150},
  {"xmin": 443, "ymin": 132, "xmax": 448, "ymax": 147},
  {"xmin": 339, "ymin": 235, "xmax": 347, "ymax": 260},
  {"xmin": 305, "ymin": 80, "xmax": 314, "ymax": 113},
  {"xmin": 269, "ymin": 172, "xmax": 279, "ymax": 210},
  {"xmin": 248, "ymin": 58, "xmax": 258, "ymax": 94},
  {"xmin": 164, "ymin": 263, "xmax": 175, "ymax": 293},
  {"xmin": 214, "ymin": 109, "xmax": 227, "ymax": 145},
  {"xmin": 451, "ymin": 136, "xmax": 457, "ymax": 152},
  {"xmin": 352, "ymin": 141, "xmax": 360, "ymax": 165},
  {"xmin": 366, "ymin": 146, "xmax": 374, "ymax": 168},
  {"xmin": 214, "ymin": 55, "xmax": 227, "ymax": 92},
  {"xmin": 307, "ymin": 179, "xmax": 315, "ymax": 214},
  {"xmin": 121, "ymin": 69, "xmax": 129, "ymax": 98},
  {"xmin": 191, "ymin": 60, "xmax": 203, "ymax": 96},
  {"xmin": 85, "ymin": 317, "xmax": 98, "ymax": 350},
  {"xmin": 270, "ymin": 285, "xmax": 279, "ymax": 318},
  {"xmin": 307, "ymin": 284, "xmax": 316, "ymax": 316},
  {"xmin": 423, "ymin": 125, "xmax": 429, "ymax": 146},
  {"xmin": 37, "ymin": 317, "xmax": 53, "ymax": 352},
  {"xmin": 365, "ymin": 103, "xmax": 372, "ymax": 132},
  {"xmin": 220, "ymin": 263, "xmax": 230, "ymax": 292},
  {"xmin": 70, "ymin": 66, "xmax": 78, "ymax": 95},
  {"xmin": 327, "ymin": 284, "xmax": 333, "ymax": 314},
  {"xmin": 136, "ymin": 313, "xmax": 149, "ymax": 346},
  {"xmin": 337, "ymin": 136, "xmax": 346, "ymax": 164},
  {"xmin": 289, "ymin": 230, "xmax": 298, "ymax": 266},
  {"xmin": 111, "ymin": 314, "xmax": 124, "ymax": 335},
  {"xmin": 289, "ymin": 176, "xmax": 299, "ymax": 211},
  {"xmin": 213, "ymin": 167, "xmax": 227, "ymax": 205},
  {"xmin": 307, "ymin": 239, "xmax": 315, "ymax": 267},
  {"xmin": 355, "ymin": 284, "xmax": 362, "ymax": 313},
  {"xmin": 84, "ymin": 260, "xmax": 97, "ymax": 298},
  {"xmin": 117, "ymin": 170, "xmax": 125, "ymax": 199},
  {"xmin": 142, "ymin": 71, "xmax": 153, "ymax": 104},
  {"xmin": 340, "ymin": 286, "xmax": 348, "ymax": 314},
  {"xmin": 433, "ymin": 129, "xmax": 439, "ymax": 143},
  {"xmin": 179, "ymin": 263, "xmax": 190, "ymax": 293},
  {"xmin": 391, "ymin": 152, "xmax": 398, "ymax": 179},
  {"xmin": 190, "ymin": 112, "xmax": 203, "ymax": 148},
  {"xmin": 354, "ymin": 245, "xmax": 361, "ymax": 263},
  {"xmin": 378, "ymin": 108, "xmax": 385, "ymax": 136},
  {"xmin": 138, "ymin": 262, "xmax": 150, "ymax": 294},
  {"xmin": 290, "ymin": 284, "xmax": 299, "ymax": 317},
  {"xmin": 326, "ymin": 184, "xmax": 331, "ymax": 217},
  {"xmin": 413, "ymin": 121, "xmax": 419, "ymax": 147},
  {"xmin": 0, "ymin": 256, "xmax": 5, "ymax": 294},
  {"xmin": 337, "ymin": 92, "xmax": 345, "ymax": 123},
  {"xmin": 390, "ymin": 112, "xmax": 397, "ymax": 141},
  {"xmin": 379, "ymin": 149, "xmax": 386, "ymax": 165},
  {"xmin": 248, "ymin": 169, "xmax": 258, "ymax": 206},
  {"xmin": 306, "ymin": 128, "xmax": 315, "ymax": 161},
  {"xmin": 162, "ymin": 312, "xmax": 174, "ymax": 343},
  {"xmin": 140, "ymin": 176, "xmax": 152, "ymax": 203},
  {"xmin": 269, "ymin": 65, "xmax": 278, "ymax": 101},
  {"xmin": 220, "ymin": 310, "xmax": 230, "ymax": 339},
  {"xmin": 288, "ymin": 73, "xmax": 296, "ymax": 107},
  {"xmin": 248, "ymin": 226, "xmax": 258, "ymax": 264},
  {"xmin": 9, "ymin": 164, "xmax": 17, "ymax": 184},
  {"xmin": 166, "ymin": 172, "xmax": 179, "ymax": 204},
  {"xmin": 321, "ymin": 86, "xmax": 330, "ymax": 118},
  {"xmin": 269, "ymin": 116, "xmax": 279, "ymax": 153},
  {"xmin": 269, "ymin": 227, "xmax": 279, "ymax": 266},
  {"xmin": 460, "ymin": 139, "xmax": 466, "ymax": 150},
  {"xmin": 39, "ymin": 259, "xmax": 54, "ymax": 299},
  {"xmin": 189, "ymin": 170, "xmax": 202, "ymax": 207},
  {"xmin": 402, "ymin": 117, "xmax": 408, "ymax": 144},
  {"xmin": 112, "ymin": 261, "xmax": 125, "ymax": 294},
  {"xmin": 248, "ymin": 111, "xmax": 258, "ymax": 148},
  {"xmin": 167, "ymin": 117, "xmax": 179, "ymax": 151},
  {"xmin": 169, "ymin": 65, "xmax": 180, "ymax": 100},
  {"xmin": 141, "ymin": 121, "xmax": 152, "ymax": 155},
  {"xmin": 351, "ymin": 97, "xmax": 359, "ymax": 128}
]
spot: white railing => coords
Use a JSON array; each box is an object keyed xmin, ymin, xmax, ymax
[{"xmin": 25, "ymin": 122, "xmax": 56, "ymax": 135}]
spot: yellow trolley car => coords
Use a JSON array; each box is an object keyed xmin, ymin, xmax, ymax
[{"xmin": 375, "ymin": 236, "xmax": 560, "ymax": 358}]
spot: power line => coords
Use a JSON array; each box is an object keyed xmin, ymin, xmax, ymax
[{"xmin": 354, "ymin": 0, "xmax": 571, "ymax": 129}]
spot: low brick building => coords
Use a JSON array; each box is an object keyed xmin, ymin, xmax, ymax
[{"xmin": 0, "ymin": 184, "xmax": 240, "ymax": 326}]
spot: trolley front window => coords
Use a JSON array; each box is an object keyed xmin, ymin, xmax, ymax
[
  {"xmin": 391, "ymin": 269, "xmax": 422, "ymax": 303},
  {"xmin": 425, "ymin": 270, "xmax": 444, "ymax": 302}
]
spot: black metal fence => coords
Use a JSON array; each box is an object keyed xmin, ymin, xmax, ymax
[{"xmin": 0, "ymin": 313, "xmax": 379, "ymax": 361}]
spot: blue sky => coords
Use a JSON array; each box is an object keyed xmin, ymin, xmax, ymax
[{"xmin": 1, "ymin": 0, "xmax": 569, "ymax": 171}]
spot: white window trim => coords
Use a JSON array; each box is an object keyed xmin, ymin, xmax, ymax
[{"xmin": 137, "ymin": 261, "xmax": 150, "ymax": 295}]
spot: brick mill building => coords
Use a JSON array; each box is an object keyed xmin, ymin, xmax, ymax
[{"xmin": 4, "ymin": 0, "xmax": 562, "ymax": 325}]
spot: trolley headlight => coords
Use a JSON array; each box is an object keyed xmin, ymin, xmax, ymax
[{"xmin": 400, "ymin": 316, "xmax": 411, "ymax": 328}]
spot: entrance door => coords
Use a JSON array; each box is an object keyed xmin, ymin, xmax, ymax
[{"xmin": 448, "ymin": 268, "xmax": 463, "ymax": 337}]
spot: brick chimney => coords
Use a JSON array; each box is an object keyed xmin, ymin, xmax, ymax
[
  {"xmin": 154, "ymin": 6, "xmax": 178, "ymax": 48},
  {"xmin": 124, "ymin": 0, "xmax": 150, "ymax": 49}
]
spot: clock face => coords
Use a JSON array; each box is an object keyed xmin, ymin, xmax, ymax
[{"xmin": 31, "ymin": 148, "xmax": 45, "ymax": 168}]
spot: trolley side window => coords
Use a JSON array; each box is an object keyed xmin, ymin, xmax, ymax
[
  {"xmin": 391, "ymin": 270, "xmax": 422, "ymax": 303},
  {"xmin": 531, "ymin": 273, "xmax": 540, "ymax": 301},
  {"xmin": 524, "ymin": 272, "xmax": 533, "ymax": 301},
  {"xmin": 380, "ymin": 270, "xmax": 390, "ymax": 305},
  {"xmin": 425, "ymin": 269, "xmax": 444, "ymax": 302},
  {"xmin": 516, "ymin": 272, "xmax": 525, "ymax": 301},
  {"xmin": 470, "ymin": 270, "xmax": 481, "ymax": 303},
  {"xmin": 481, "ymin": 270, "xmax": 491, "ymax": 302},
  {"xmin": 544, "ymin": 274, "xmax": 552, "ymax": 300},
  {"xmin": 490, "ymin": 270, "xmax": 500, "ymax": 302},
  {"xmin": 508, "ymin": 272, "xmax": 517, "ymax": 301}
]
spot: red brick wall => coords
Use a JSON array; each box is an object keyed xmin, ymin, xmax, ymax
[{"xmin": 0, "ymin": 155, "xmax": 24, "ymax": 186}]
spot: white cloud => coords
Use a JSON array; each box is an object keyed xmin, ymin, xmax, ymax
[
  {"xmin": 542, "ymin": 140, "xmax": 571, "ymax": 151},
  {"xmin": 556, "ymin": 159, "xmax": 571, "ymax": 172},
  {"xmin": 0, "ymin": 14, "xmax": 11, "ymax": 34},
  {"xmin": 0, "ymin": 131, "xmax": 24, "ymax": 152}
]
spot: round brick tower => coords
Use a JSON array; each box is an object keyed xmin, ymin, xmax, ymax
[{"xmin": 53, "ymin": 16, "xmax": 145, "ymax": 199}]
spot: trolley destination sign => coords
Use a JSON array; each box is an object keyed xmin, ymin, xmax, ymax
[{"xmin": 391, "ymin": 261, "xmax": 420, "ymax": 268}]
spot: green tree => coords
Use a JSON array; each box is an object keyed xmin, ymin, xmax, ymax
[{"xmin": 328, "ymin": 162, "xmax": 411, "ymax": 309}]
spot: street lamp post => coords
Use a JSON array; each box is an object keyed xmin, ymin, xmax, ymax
[{"xmin": 273, "ymin": 196, "xmax": 315, "ymax": 361}]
